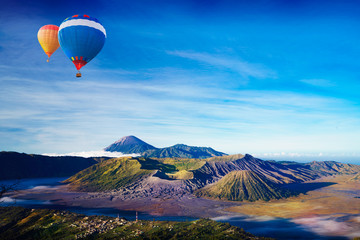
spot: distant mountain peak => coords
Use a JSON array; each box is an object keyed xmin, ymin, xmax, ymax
[
  {"xmin": 172, "ymin": 144, "xmax": 187, "ymax": 147},
  {"xmin": 104, "ymin": 136, "xmax": 157, "ymax": 154},
  {"xmin": 114, "ymin": 136, "xmax": 145, "ymax": 144}
]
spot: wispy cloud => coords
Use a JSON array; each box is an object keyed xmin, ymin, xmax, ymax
[
  {"xmin": 214, "ymin": 214, "xmax": 360, "ymax": 239},
  {"xmin": 43, "ymin": 150, "xmax": 139, "ymax": 158},
  {"xmin": 293, "ymin": 216, "xmax": 360, "ymax": 238},
  {"xmin": 1, "ymin": 69, "xmax": 360, "ymax": 157},
  {"xmin": 254, "ymin": 152, "xmax": 360, "ymax": 163},
  {"xmin": 212, "ymin": 215, "xmax": 276, "ymax": 222},
  {"xmin": 300, "ymin": 79, "xmax": 336, "ymax": 87},
  {"xmin": 167, "ymin": 50, "xmax": 277, "ymax": 80}
]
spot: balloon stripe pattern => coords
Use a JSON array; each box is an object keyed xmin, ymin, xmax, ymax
[
  {"xmin": 37, "ymin": 25, "xmax": 60, "ymax": 59},
  {"xmin": 58, "ymin": 15, "xmax": 106, "ymax": 71}
]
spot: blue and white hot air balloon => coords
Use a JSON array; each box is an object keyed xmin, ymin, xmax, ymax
[{"xmin": 58, "ymin": 14, "xmax": 106, "ymax": 77}]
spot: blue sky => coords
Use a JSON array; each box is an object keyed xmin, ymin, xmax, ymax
[{"xmin": 1, "ymin": 0, "xmax": 360, "ymax": 163}]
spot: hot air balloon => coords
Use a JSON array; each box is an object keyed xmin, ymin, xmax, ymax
[
  {"xmin": 58, "ymin": 15, "xmax": 106, "ymax": 77},
  {"xmin": 37, "ymin": 25, "xmax": 60, "ymax": 62}
]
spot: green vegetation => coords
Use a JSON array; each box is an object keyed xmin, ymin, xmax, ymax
[
  {"xmin": 158, "ymin": 157, "xmax": 206, "ymax": 171},
  {"xmin": 64, "ymin": 157, "xmax": 154, "ymax": 191},
  {"xmin": 138, "ymin": 157, "xmax": 198, "ymax": 180},
  {"xmin": 166, "ymin": 170, "xmax": 194, "ymax": 180},
  {"xmin": 153, "ymin": 157, "xmax": 206, "ymax": 179},
  {"xmin": 137, "ymin": 157, "xmax": 177, "ymax": 173},
  {"xmin": 196, "ymin": 170, "xmax": 293, "ymax": 202},
  {"xmin": 0, "ymin": 206, "xmax": 273, "ymax": 240}
]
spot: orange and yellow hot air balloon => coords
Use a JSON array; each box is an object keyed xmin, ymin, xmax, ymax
[{"xmin": 37, "ymin": 25, "xmax": 60, "ymax": 62}]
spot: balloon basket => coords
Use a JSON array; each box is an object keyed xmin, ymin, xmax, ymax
[{"xmin": 76, "ymin": 72, "xmax": 82, "ymax": 78}]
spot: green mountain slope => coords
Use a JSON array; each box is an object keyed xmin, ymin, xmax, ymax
[
  {"xmin": 195, "ymin": 170, "xmax": 292, "ymax": 201},
  {"xmin": 64, "ymin": 157, "xmax": 155, "ymax": 191},
  {"xmin": 0, "ymin": 151, "xmax": 104, "ymax": 180},
  {"xmin": 0, "ymin": 206, "xmax": 272, "ymax": 240},
  {"xmin": 142, "ymin": 144, "xmax": 227, "ymax": 159}
]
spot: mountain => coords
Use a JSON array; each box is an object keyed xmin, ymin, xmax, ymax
[
  {"xmin": 0, "ymin": 151, "xmax": 105, "ymax": 180},
  {"xmin": 195, "ymin": 170, "xmax": 292, "ymax": 201},
  {"xmin": 187, "ymin": 154, "xmax": 318, "ymax": 188},
  {"xmin": 104, "ymin": 136, "xmax": 227, "ymax": 159},
  {"xmin": 305, "ymin": 161, "xmax": 360, "ymax": 176},
  {"xmin": 271, "ymin": 160, "xmax": 360, "ymax": 176},
  {"xmin": 104, "ymin": 135, "xmax": 156, "ymax": 153},
  {"xmin": 63, "ymin": 153, "xmax": 360, "ymax": 202},
  {"xmin": 142, "ymin": 144, "xmax": 227, "ymax": 159}
]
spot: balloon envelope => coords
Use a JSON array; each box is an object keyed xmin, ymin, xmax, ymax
[
  {"xmin": 58, "ymin": 15, "xmax": 106, "ymax": 71},
  {"xmin": 37, "ymin": 25, "xmax": 60, "ymax": 60}
]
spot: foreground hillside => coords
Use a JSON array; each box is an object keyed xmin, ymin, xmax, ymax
[
  {"xmin": 0, "ymin": 152, "xmax": 106, "ymax": 180},
  {"xmin": 0, "ymin": 206, "xmax": 272, "ymax": 240}
]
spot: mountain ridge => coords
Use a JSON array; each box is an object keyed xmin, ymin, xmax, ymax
[
  {"xmin": 0, "ymin": 151, "xmax": 105, "ymax": 180},
  {"xmin": 63, "ymin": 153, "xmax": 360, "ymax": 204},
  {"xmin": 142, "ymin": 143, "xmax": 227, "ymax": 159}
]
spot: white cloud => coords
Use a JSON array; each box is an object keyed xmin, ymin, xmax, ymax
[
  {"xmin": 293, "ymin": 216, "xmax": 360, "ymax": 238},
  {"xmin": 31, "ymin": 186, "xmax": 56, "ymax": 190},
  {"xmin": 1, "ymin": 66, "xmax": 360, "ymax": 156},
  {"xmin": 300, "ymin": 79, "xmax": 335, "ymax": 87},
  {"xmin": 167, "ymin": 50, "xmax": 277, "ymax": 79},
  {"xmin": 0, "ymin": 197, "xmax": 18, "ymax": 203},
  {"xmin": 212, "ymin": 214, "xmax": 276, "ymax": 222},
  {"xmin": 253, "ymin": 152, "xmax": 360, "ymax": 164},
  {"xmin": 43, "ymin": 150, "xmax": 140, "ymax": 158}
]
